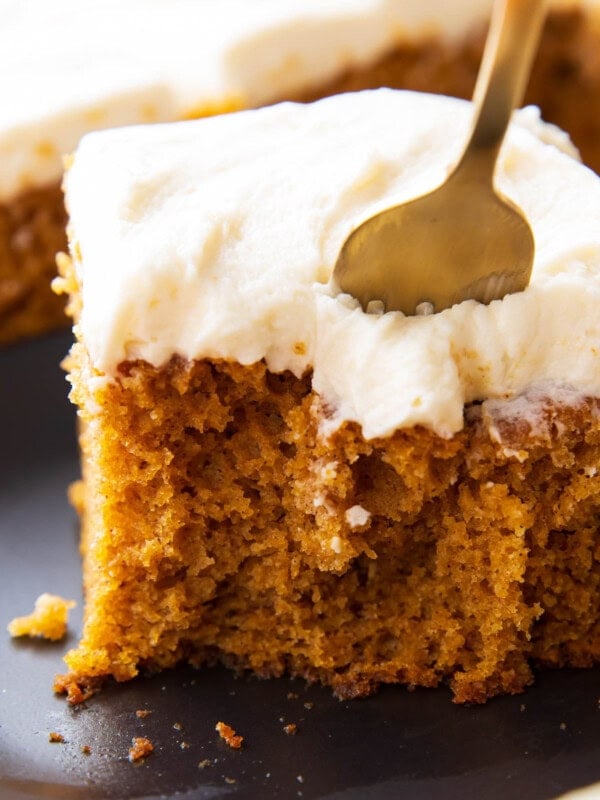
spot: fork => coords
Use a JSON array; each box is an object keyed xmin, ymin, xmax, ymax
[{"xmin": 333, "ymin": 0, "xmax": 548, "ymax": 316}]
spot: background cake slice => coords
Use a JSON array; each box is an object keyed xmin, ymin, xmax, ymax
[
  {"xmin": 55, "ymin": 89, "xmax": 600, "ymax": 704},
  {"xmin": 3, "ymin": 0, "xmax": 600, "ymax": 343}
]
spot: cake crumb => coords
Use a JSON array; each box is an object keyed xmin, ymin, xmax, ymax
[
  {"xmin": 520, "ymin": 704, "xmax": 526, "ymax": 712},
  {"xmin": 283, "ymin": 723, "xmax": 298, "ymax": 735},
  {"xmin": 560, "ymin": 722, "xmax": 567, "ymax": 730},
  {"xmin": 198, "ymin": 759, "xmax": 211, "ymax": 769},
  {"xmin": 225, "ymin": 777, "xmax": 237, "ymax": 785},
  {"xmin": 48, "ymin": 731, "xmax": 64, "ymax": 743},
  {"xmin": 297, "ymin": 774, "xmax": 304, "ymax": 784},
  {"xmin": 136, "ymin": 709, "xmax": 152, "ymax": 719},
  {"xmin": 303, "ymin": 702, "xmax": 314, "ymax": 710},
  {"xmin": 67, "ymin": 479, "xmax": 86, "ymax": 515},
  {"xmin": 128, "ymin": 736, "xmax": 154, "ymax": 762},
  {"xmin": 53, "ymin": 673, "xmax": 100, "ymax": 705},
  {"xmin": 180, "ymin": 741, "xmax": 190, "ymax": 750},
  {"xmin": 215, "ymin": 721, "xmax": 243, "ymax": 749},
  {"xmin": 81, "ymin": 745, "xmax": 92, "ymax": 755},
  {"xmin": 173, "ymin": 721, "xmax": 182, "ymax": 730},
  {"xmin": 8, "ymin": 594, "xmax": 76, "ymax": 641},
  {"xmin": 287, "ymin": 692, "xmax": 299, "ymax": 700}
]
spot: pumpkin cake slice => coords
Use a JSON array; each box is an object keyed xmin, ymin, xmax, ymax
[{"xmin": 55, "ymin": 89, "xmax": 600, "ymax": 704}]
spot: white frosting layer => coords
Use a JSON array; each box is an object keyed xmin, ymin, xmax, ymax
[
  {"xmin": 66, "ymin": 90, "xmax": 600, "ymax": 439},
  {"xmin": 1, "ymin": 0, "xmax": 498, "ymax": 202}
]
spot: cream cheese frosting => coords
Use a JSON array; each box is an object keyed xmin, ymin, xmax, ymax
[{"xmin": 65, "ymin": 89, "xmax": 600, "ymax": 440}]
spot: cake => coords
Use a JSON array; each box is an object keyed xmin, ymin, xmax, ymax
[
  {"xmin": 8, "ymin": 593, "xmax": 76, "ymax": 641},
  {"xmin": 54, "ymin": 89, "xmax": 600, "ymax": 705},
  {"xmin": 2, "ymin": 0, "xmax": 600, "ymax": 344}
]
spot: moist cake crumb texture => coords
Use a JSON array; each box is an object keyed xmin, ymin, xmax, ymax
[
  {"xmin": 0, "ymin": 185, "xmax": 68, "ymax": 344},
  {"xmin": 56, "ymin": 346, "xmax": 600, "ymax": 704}
]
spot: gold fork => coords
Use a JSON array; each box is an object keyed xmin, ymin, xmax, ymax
[{"xmin": 333, "ymin": 0, "xmax": 547, "ymax": 316}]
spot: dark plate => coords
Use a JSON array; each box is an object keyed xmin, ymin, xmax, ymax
[{"xmin": 1, "ymin": 331, "xmax": 599, "ymax": 800}]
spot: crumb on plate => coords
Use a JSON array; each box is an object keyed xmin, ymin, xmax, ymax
[
  {"xmin": 53, "ymin": 673, "xmax": 101, "ymax": 705},
  {"xmin": 128, "ymin": 736, "xmax": 154, "ymax": 762},
  {"xmin": 8, "ymin": 593, "xmax": 76, "ymax": 641},
  {"xmin": 215, "ymin": 721, "xmax": 243, "ymax": 749}
]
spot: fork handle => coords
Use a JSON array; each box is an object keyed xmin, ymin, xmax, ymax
[{"xmin": 455, "ymin": 0, "xmax": 547, "ymax": 179}]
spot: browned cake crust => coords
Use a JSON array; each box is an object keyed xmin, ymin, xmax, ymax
[
  {"xmin": 4, "ymin": 6, "xmax": 600, "ymax": 346},
  {"xmin": 56, "ymin": 341, "xmax": 600, "ymax": 704}
]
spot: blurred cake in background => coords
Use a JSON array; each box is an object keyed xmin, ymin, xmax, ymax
[{"xmin": 2, "ymin": 0, "xmax": 600, "ymax": 344}]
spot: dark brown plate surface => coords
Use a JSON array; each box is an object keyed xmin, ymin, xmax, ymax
[{"xmin": 1, "ymin": 331, "xmax": 599, "ymax": 800}]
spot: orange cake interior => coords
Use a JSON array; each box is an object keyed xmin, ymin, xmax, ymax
[{"xmin": 56, "ymin": 345, "xmax": 600, "ymax": 704}]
